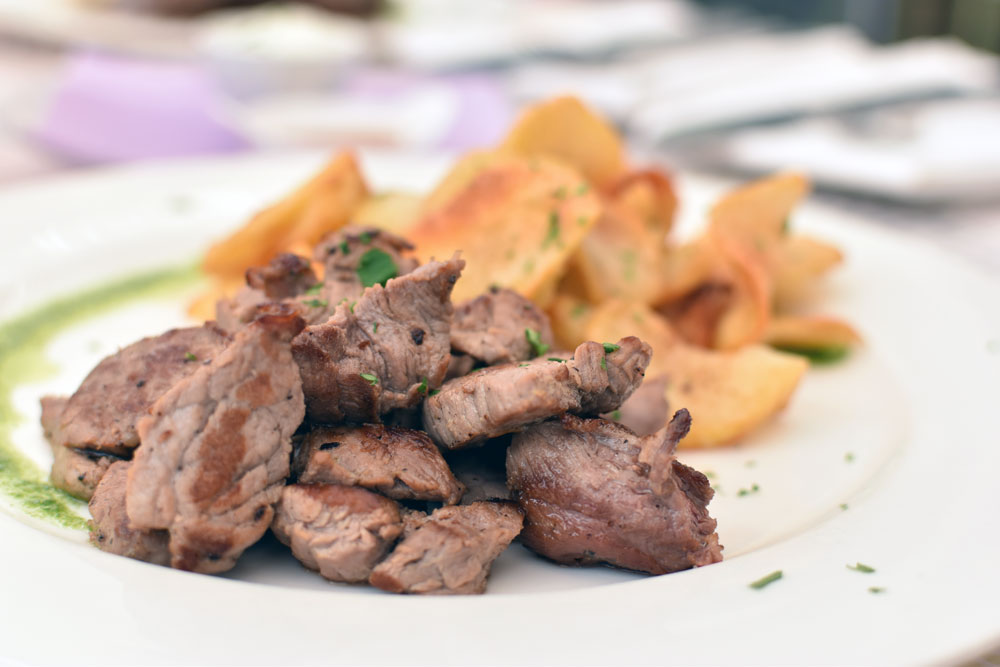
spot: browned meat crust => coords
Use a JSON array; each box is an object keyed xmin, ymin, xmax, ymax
[
  {"xmin": 125, "ymin": 310, "xmax": 306, "ymax": 573},
  {"xmin": 292, "ymin": 256, "xmax": 464, "ymax": 423},
  {"xmin": 272, "ymin": 484, "xmax": 402, "ymax": 583},
  {"xmin": 422, "ymin": 336, "xmax": 651, "ymax": 449},
  {"xmin": 369, "ymin": 501, "xmax": 523, "ymax": 595},
  {"xmin": 246, "ymin": 252, "xmax": 317, "ymax": 299},
  {"xmin": 603, "ymin": 375, "xmax": 670, "ymax": 436},
  {"xmin": 507, "ymin": 411, "xmax": 722, "ymax": 575},
  {"xmin": 443, "ymin": 439, "xmax": 511, "ymax": 504},
  {"xmin": 451, "ymin": 287, "xmax": 554, "ymax": 365},
  {"xmin": 89, "ymin": 461, "xmax": 170, "ymax": 566},
  {"xmin": 55, "ymin": 324, "xmax": 231, "ymax": 456},
  {"xmin": 293, "ymin": 424, "xmax": 465, "ymax": 505}
]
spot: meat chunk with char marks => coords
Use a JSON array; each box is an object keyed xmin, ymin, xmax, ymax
[
  {"xmin": 272, "ymin": 484, "xmax": 403, "ymax": 583},
  {"xmin": 246, "ymin": 252, "xmax": 317, "ymax": 300},
  {"xmin": 125, "ymin": 309, "xmax": 306, "ymax": 573},
  {"xmin": 369, "ymin": 501, "xmax": 523, "ymax": 595},
  {"xmin": 451, "ymin": 287, "xmax": 554, "ymax": 365},
  {"xmin": 89, "ymin": 461, "xmax": 170, "ymax": 566},
  {"xmin": 422, "ymin": 336, "xmax": 651, "ymax": 449},
  {"xmin": 507, "ymin": 411, "xmax": 722, "ymax": 575},
  {"xmin": 313, "ymin": 225, "xmax": 419, "ymax": 306},
  {"xmin": 54, "ymin": 324, "xmax": 231, "ymax": 456},
  {"xmin": 293, "ymin": 424, "xmax": 464, "ymax": 505},
  {"xmin": 292, "ymin": 256, "xmax": 463, "ymax": 423}
]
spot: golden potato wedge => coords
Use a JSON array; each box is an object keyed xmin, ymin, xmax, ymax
[
  {"xmin": 353, "ymin": 192, "xmax": 423, "ymax": 237},
  {"xmin": 202, "ymin": 151, "xmax": 367, "ymax": 278},
  {"xmin": 773, "ymin": 235, "xmax": 844, "ymax": 309},
  {"xmin": 500, "ymin": 96, "xmax": 627, "ymax": 190},
  {"xmin": 709, "ymin": 230, "xmax": 773, "ymax": 350},
  {"xmin": 407, "ymin": 155, "xmax": 601, "ymax": 305},
  {"xmin": 547, "ymin": 293, "xmax": 596, "ymax": 350},
  {"xmin": 607, "ymin": 167, "xmax": 678, "ymax": 237},
  {"xmin": 187, "ymin": 275, "xmax": 244, "ymax": 322},
  {"xmin": 584, "ymin": 300, "xmax": 806, "ymax": 448},
  {"xmin": 421, "ymin": 150, "xmax": 512, "ymax": 214},
  {"xmin": 655, "ymin": 237, "xmax": 720, "ymax": 304}
]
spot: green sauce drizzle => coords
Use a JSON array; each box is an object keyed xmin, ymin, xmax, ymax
[{"xmin": 0, "ymin": 264, "xmax": 202, "ymax": 530}]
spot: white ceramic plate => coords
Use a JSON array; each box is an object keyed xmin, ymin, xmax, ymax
[{"xmin": 0, "ymin": 151, "xmax": 998, "ymax": 666}]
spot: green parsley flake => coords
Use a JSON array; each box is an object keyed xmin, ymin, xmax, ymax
[
  {"xmin": 372, "ymin": 322, "xmax": 378, "ymax": 333},
  {"xmin": 576, "ymin": 183, "xmax": 589, "ymax": 195},
  {"xmin": 525, "ymin": 328, "xmax": 550, "ymax": 356},
  {"xmin": 749, "ymin": 570, "xmax": 782, "ymax": 590},
  {"xmin": 357, "ymin": 248, "xmax": 399, "ymax": 288},
  {"xmin": 359, "ymin": 231, "xmax": 373, "ymax": 245},
  {"xmin": 340, "ymin": 240, "xmax": 350, "ymax": 255},
  {"xmin": 547, "ymin": 357, "xmax": 566, "ymax": 363},
  {"xmin": 543, "ymin": 211, "xmax": 560, "ymax": 249},
  {"xmin": 553, "ymin": 186, "xmax": 567, "ymax": 199},
  {"xmin": 304, "ymin": 283, "xmax": 323, "ymax": 295},
  {"xmin": 610, "ymin": 409, "xmax": 622, "ymax": 421},
  {"xmin": 840, "ymin": 503, "xmax": 849, "ymax": 511},
  {"xmin": 737, "ymin": 484, "xmax": 760, "ymax": 497},
  {"xmin": 602, "ymin": 342, "xmax": 620, "ymax": 354},
  {"xmin": 184, "ymin": 352, "xmax": 197, "ymax": 362},
  {"xmin": 429, "ymin": 388, "xmax": 440, "ymax": 396},
  {"xmin": 774, "ymin": 344, "xmax": 849, "ymax": 364},
  {"xmin": 303, "ymin": 299, "xmax": 328, "ymax": 308},
  {"xmin": 417, "ymin": 377, "xmax": 428, "ymax": 394},
  {"xmin": 868, "ymin": 586, "xmax": 885, "ymax": 594},
  {"xmin": 845, "ymin": 452, "xmax": 855, "ymax": 463},
  {"xmin": 600, "ymin": 356, "xmax": 607, "ymax": 370},
  {"xmin": 349, "ymin": 301, "xmax": 356, "ymax": 313},
  {"xmin": 360, "ymin": 373, "xmax": 378, "ymax": 386},
  {"xmin": 570, "ymin": 304, "xmax": 588, "ymax": 318},
  {"xmin": 847, "ymin": 562, "xmax": 875, "ymax": 573}
]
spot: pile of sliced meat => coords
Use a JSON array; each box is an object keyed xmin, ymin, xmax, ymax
[{"xmin": 42, "ymin": 226, "xmax": 722, "ymax": 595}]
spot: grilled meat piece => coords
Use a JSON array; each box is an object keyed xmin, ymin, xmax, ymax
[
  {"xmin": 451, "ymin": 287, "xmax": 554, "ymax": 365},
  {"xmin": 603, "ymin": 375, "xmax": 670, "ymax": 436},
  {"xmin": 89, "ymin": 461, "xmax": 170, "ymax": 566},
  {"xmin": 369, "ymin": 501, "xmax": 523, "ymax": 595},
  {"xmin": 54, "ymin": 324, "xmax": 231, "ymax": 456},
  {"xmin": 272, "ymin": 484, "xmax": 402, "ymax": 583},
  {"xmin": 125, "ymin": 310, "xmax": 305, "ymax": 573},
  {"xmin": 292, "ymin": 256, "xmax": 463, "ymax": 423},
  {"xmin": 293, "ymin": 424, "xmax": 464, "ymax": 505},
  {"xmin": 423, "ymin": 336, "xmax": 651, "ymax": 449},
  {"xmin": 507, "ymin": 411, "xmax": 722, "ymax": 575},
  {"xmin": 246, "ymin": 252, "xmax": 317, "ymax": 300}
]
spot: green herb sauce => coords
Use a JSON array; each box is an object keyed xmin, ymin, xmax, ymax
[{"xmin": 0, "ymin": 264, "xmax": 201, "ymax": 530}]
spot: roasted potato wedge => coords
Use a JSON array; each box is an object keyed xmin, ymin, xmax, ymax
[
  {"xmin": 407, "ymin": 155, "xmax": 601, "ymax": 305},
  {"xmin": 773, "ymin": 235, "xmax": 844, "ymax": 309},
  {"xmin": 584, "ymin": 300, "xmax": 807, "ymax": 448},
  {"xmin": 500, "ymin": 96, "xmax": 627, "ymax": 190},
  {"xmin": 202, "ymin": 151, "xmax": 367, "ymax": 278},
  {"xmin": 607, "ymin": 168, "xmax": 678, "ymax": 237},
  {"xmin": 353, "ymin": 192, "xmax": 423, "ymax": 237}
]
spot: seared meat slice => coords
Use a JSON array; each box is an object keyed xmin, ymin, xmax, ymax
[
  {"xmin": 293, "ymin": 256, "xmax": 464, "ymax": 423},
  {"xmin": 369, "ymin": 501, "xmax": 523, "ymax": 595},
  {"xmin": 216, "ymin": 286, "xmax": 269, "ymax": 333},
  {"xmin": 39, "ymin": 395, "xmax": 67, "ymax": 442},
  {"xmin": 55, "ymin": 323, "xmax": 231, "ymax": 456},
  {"xmin": 42, "ymin": 394, "xmax": 123, "ymax": 500},
  {"xmin": 272, "ymin": 484, "xmax": 402, "ymax": 583},
  {"xmin": 445, "ymin": 353, "xmax": 476, "ymax": 380},
  {"xmin": 451, "ymin": 287, "xmax": 554, "ymax": 365},
  {"xmin": 246, "ymin": 252, "xmax": 317, "ymax": 299},
  {"xmin": 89, "ymin": 461, "xmax": 170, "ymax": 566},
  {"xmin": 603, "ymin": 375, "xmax": 670, "ymax": 436},
  {"xmin": 314, "ymin": 225, "xmax": 419, "ymax": 305},
  {"xmin": 126, "ymin": 310, "xmax": 306, "ymax": 574},
  {"xmin": 293, "ymin": 424, "xmax": 464, "ymax": 505},
  {"xmin": 444, "ymin": 439, "xmax": 511, "ymax": 504},
  {"xmin": 423, "ymin": 336, "xmax": 651, "ymax": 449},
  {"xmin": 507, "ymin": 411, "xmax": 722, "ymax": 575}
]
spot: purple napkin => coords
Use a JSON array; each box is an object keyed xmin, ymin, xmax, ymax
[{"xmin": 34, "ymin": 52, "xmax": 249, "ymax": 164}]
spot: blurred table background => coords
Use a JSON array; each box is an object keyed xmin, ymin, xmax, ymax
[{"xmin": 0, "ymin": 1, "xmax": 998, "ymax": 663}]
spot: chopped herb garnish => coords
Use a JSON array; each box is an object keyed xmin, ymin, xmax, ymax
[
  {"xmin": 737, "ymin": 484, "xmax": 760, "ymax": 497},
  {"xmin": 553, "ymin": 186, "xmax": 567, "ymax": 199},
  {"xmin": 340, "ymin": 240, "xmax": 350, "ymax": 255},
  {"xmin": 868, "ymin": 586, "xmax": 885, "ymax": 594},
  {"xmin": 357, "ymin": 248, "xmax": 398, "ymax": 288},
  {"xmin": 570, "ymin": 304, "xmax": 588, "ymax": 318},
  {"xmin": 547, "ymin": 357, "xmax": 566, "ymax": 363},
  {"xmin": 847, "ymin": 562, "xmax": 875, "ymax": 573},
  {"xmin": 600, "ymin": 356, "xmax": 607, "ymax": 370},
  {"xmin": 840, "ymin": 503, "xmax": 849, "ymax": 511},
  {"xmin": 774, "ymin": 344, "xmax": 849, "ymax": 364},
  {"xmin": 576, "ymin": 183, "xmax": 589, "ymax": 195},
  {"xmin": 519, "ymin": 363, "xmax": 531, "ymax": 368},
  {"xmin": 602, "ymin": 342, "xmax": 620, "ymax": 354},
  {"xmin": 844, "ymin": 452, "xmax": 855, "ymax": 463},
  {"xmin": 303, "ymin": 299, "xmax": 328, "ymax": 308},
  {"xmin": 304, "ymin": 283, "xmax": 323, "ymax": 295},
  {"xmin": 417, "ymin": 377, "xmax": 428, "ymax": 394},
  {"xmin": 349, "ymin": 301, "xmax": 356, "ymax": 313},
  {"xmin": 525, "ymin": 328, "xmax": 550, "ymax": 356},
  {"xmin": 749, "ymin": 570, "xmax": 783, "ymax": 590},
  {"xmin": 429, "ymin": 388, "xmax": 440, "ymax": 396},
  {"xmin": 372, "ymin": 322, "xmax": 378, "ymax": 333},
  {"xmin": 359, "ymin": 231, "xmax": 373, "ymax": 245},
  {"xmin": 543, "ymin": 211, "xmax": 560, "ymax": 249},
  {"xmin": 360, "ymin": 373, "xmax": 378, "ymax": 386},
  {"xmin": 610, "ymin": 409, "xmax": 622, "ymax": 421},
  {"xmin": 184, "ymin": 352, "xmax": 197, "ymax": 362}
]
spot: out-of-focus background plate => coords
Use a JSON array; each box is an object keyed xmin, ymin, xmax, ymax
[{"xmin": 0, "ymin": 151, "xmax": 998, "ymax": 666}]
